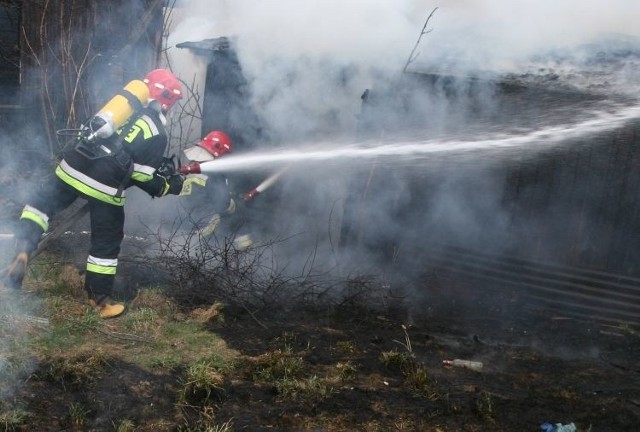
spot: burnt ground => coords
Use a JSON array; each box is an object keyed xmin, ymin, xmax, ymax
[
  {"xmin": 206, "ymin": 271, "xmax": 640, "ymax": 431},
  {"xmin": 1, "ymin": 197, "xmax": 639, "ymax": 431},
  {"xmin": 6, "ymin": 262, "xmax": 640, "ymax": 432}
]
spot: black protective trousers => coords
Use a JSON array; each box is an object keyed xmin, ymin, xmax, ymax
[{"xmin": 16, "ymin": 176, "xmax": 125, "ymax": 299}]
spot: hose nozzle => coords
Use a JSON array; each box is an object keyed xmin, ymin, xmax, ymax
[
  {"xmin": 242, "ymin": 188, "xmax": 259, "ymax": 202},
  {"xmin": 179, "ymin": 161, "xmax": 201, "ymax": 174}
]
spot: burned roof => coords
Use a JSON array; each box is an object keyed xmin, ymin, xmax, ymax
[{"xmin": 176, "ymin": 36, "xmax": 232, "ymax": 57}]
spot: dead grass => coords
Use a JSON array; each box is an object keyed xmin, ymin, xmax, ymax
[
  {"xmin": 189, "ymin": 302, "xmax": 226, "ymax": 324},
  {"xmin": 43, "ymin": 348, "xmax": 111, "ymax": 388},
  {"xmin": 1, "ymin": 248, "xmax": 638, "ymax": 431}
]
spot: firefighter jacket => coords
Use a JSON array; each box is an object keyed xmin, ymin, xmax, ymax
[
  {"xmin": 56, "ymin": 106, "xmax": 173, "ymax": 206},
  {"xmin": 180, "ymin": 172, "xmax": 234, "ymax": 220}
]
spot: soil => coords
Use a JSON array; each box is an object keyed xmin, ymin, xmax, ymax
[{"xmin": 8, "ymin": 266, "xmax": 640, "ymax": 431}]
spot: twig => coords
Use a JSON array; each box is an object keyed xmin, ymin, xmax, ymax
[
  {"xmin": 403, "ymin": 7, "xmax": 438, "ymax": 73},
  {"xmin": 115, "ymin": 0, "xmax": 165, "ymax": 59},
  {"xmin": 63, "ymin": 317, "xmax": 154, "ymax": 343},
  {"xmin": 0, "ymin": 314, "xmax": 50, "ymax": 329},
  {"xmin": 239, "ymin": 301, "xmax": 269, "ymax": 330},
  {"xmin": 392, "ymin": 324, "xmax": 413, "ymax": 353}
]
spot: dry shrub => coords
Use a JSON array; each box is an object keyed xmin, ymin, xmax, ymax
[{"xmin": 189, "ymin": 302, "xmax": 225, "ymax": 324}]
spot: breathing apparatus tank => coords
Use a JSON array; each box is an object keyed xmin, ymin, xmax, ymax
[{"xmin": 84, "ymin": 79, "xmax": 150, "ymax": 142}]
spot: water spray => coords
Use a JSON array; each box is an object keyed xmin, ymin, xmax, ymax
[
  {"xmin": 178, "ymin": 103, "xmax": 640, "ymax": 175},
  {"xmin": 242, "ymin": 167, "xmax": 289, "ymax": 202}
]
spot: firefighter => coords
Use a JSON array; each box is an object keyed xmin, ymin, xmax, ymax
[
  {"xmin": 179, "ymin": 130, "xmax": 241, "ymax": 239},
  {"xmin": 1, "ymin": 68, "xmax": 185, "ymax": 319}
]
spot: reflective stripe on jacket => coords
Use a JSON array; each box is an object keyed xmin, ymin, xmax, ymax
[
  {"xmin": 19, "ymin": 204, "xmax": 50, "ymax": 231},
  {"xmin": 56, "ymin": 161, "xmax": 126, "ymax": 206}
]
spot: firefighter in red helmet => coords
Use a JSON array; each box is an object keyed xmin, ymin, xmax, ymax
[
  {"xmin": 184, "ymin": 130, "xmax": 233, "ymax": 160},
  {"xmin": 144, "ymin": 68, "xmax": 185, "ymax": 113},
  {"xmin": 1, "ymin": 68, "xmax": 185, "ymax": 319},
  {"xmin": 178, "ymin": 130, "xmax": 246, "ymax": 243}
]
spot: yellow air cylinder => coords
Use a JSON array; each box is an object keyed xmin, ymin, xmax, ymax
[{"xmin": 87, "ymin": 79, "xmax": 150, "ymax": 140}]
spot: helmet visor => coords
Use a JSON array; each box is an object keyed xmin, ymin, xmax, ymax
[{"xmin": 184, "ymin": 145, "xmax": 216, "ymax": 162}]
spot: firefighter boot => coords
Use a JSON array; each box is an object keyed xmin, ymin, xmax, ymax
[
  {"xmin": 87, "ymin": 295, "xmax": 126, "ymax": 319},
  {"xmin": 1, "ymin": 252, "xmax": 30, "ymax": 290}
]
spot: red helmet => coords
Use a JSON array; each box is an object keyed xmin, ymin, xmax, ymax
[
  {"xmin": 200, "ymin": 130, "xmax": 233, "ymax": 158},
  {"xmin": 143, "ymin": 68, "xmax": 183, "ymax": 112},
  {"xmin": 183, "ymin": 130, "xmax": 233, "ymax": 162}
]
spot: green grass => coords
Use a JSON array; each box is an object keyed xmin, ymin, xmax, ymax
[
  {"xmin": 123, "ymin": 319, "xmax": 236, "ymax": 371},
  {"xmin": 115, "ymin": 418, "xmax": 136, "ymax": 432},
  {"xmin": 380, "ymin": 349, "xmax": 414, "ymax": 372},
  {"xmin": 121, "ymin": 306, "xmax": 160, "ymax": 332},
  {"xmin": 335, "ymin": 360, "xmax": 359, "ymax": 381},
  {"xmin": 331, "ymin": 340, "xmax": 358, "ymax": 354},
  {"xmin": 380, "ymin": 349, "xmax": 442, "ymax": 400},
  {"xmin": 252, "ymin": 347, "xmax": 304, "ymax": 381},
  {"xmin": 67, "ymin": 401, "xmax": 90, "ymax": 429},
  {"xmin": 33, "ymin": 310, "xmax": 103, "ymax": 356},
  {"xmin": 276, "ymin": 374, "xmax": 336, "ymax": 401},
  {"xmin": 179, "ymin": 360, "xmax": 226, "ymax": 404},
  {"xmin": 44, "ymin": 349, "xmax": 110, "ymax": 388},
  {"xmin": 0, "ymin": 408, "xmax": 31, "ymax": 431},
  {"xmin": 475, "ymin": 391, "xmax": 495, "ymax": 423}
]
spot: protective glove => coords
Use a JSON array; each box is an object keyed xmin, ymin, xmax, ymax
[
  {"xmin": 166, "ymin": 174, "xmax": 186, "ymax": 196},
  {"xmin": 178, "ymin": 175, "xmax": 207, "ymax": 196},
  {"xmin": 157, "ymin": 155, "xmax": 178, "ymax": 177},
  {"xmin": 200, "ymin": 213, "xmax": 222, "ymax": 237}
]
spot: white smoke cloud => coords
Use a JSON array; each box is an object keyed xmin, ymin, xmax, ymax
[
  {"xmin": 168, "ymin": 0, "xmax": 422, "ymax": 140},
  {"xmin": 170, "ymin": 0, "xmax": 640, "ymax": 67},
  {"xmin": 168, "ymin": 0, "xmax": 640, "ymax": 140},
  {"xmin": 159, "ymin": 0, "xmax": 640, "ymax": 282},
  {"xmin": 418, "ymin": 0, "xmax": 640, "ymax": 73}
]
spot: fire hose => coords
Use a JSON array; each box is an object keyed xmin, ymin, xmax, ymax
[
  {"xmin": 241, "ymin": 167, "xmax": 288, "ymax": 202},
  {"xmin": 179, "ymin": 163, "xmax": 289, "ymax": 236}
]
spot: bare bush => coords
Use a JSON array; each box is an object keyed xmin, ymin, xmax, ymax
[{"xmin": 135, "ymin": 212, "xmax": 400, "ymax": 322}]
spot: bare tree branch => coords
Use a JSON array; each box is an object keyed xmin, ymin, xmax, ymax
[{"xmin": 403, "ymin": 7, "xmax": 438, "ymax": 73}]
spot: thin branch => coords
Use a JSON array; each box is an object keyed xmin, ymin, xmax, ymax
[
  {"xmin": 63, "ymin": 317, "xmax": 154, "ymax": 343},
  {"xmin": 115, "ymin": 0, "xmax": 165, "ymax": 59},
  {"xmin": 403, "ymin": 7, "xmax": 438, "ymax": 73},
  {"xmin": 238, "ymin": 301, "xmax": 269, "ymax": 329}
]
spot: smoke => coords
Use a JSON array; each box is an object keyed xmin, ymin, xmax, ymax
[
  {"xmin": 121, "ymin": 0, "xmax": 640, "ymax": 337},
  {"xmin": 162, "ymin": 1, "xmax": 640, "ymax": 270},
  {"xmin": 168, "ymin": 0, "xmax": 420, "ymax": 140},
  {"xmin": 0, "ymin": 0, "xmax": 159, "ymax": 405},
  {"xmin": 0, "ymin": 291, "xmax": 41, "ymax": 402},
  {"xmin": 414, "ymin": 1, "xmax": 640, "ymax": 71},
  {"xmin": 168, "ymin": 0, "xmax": 640, "ymax": 139}
]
